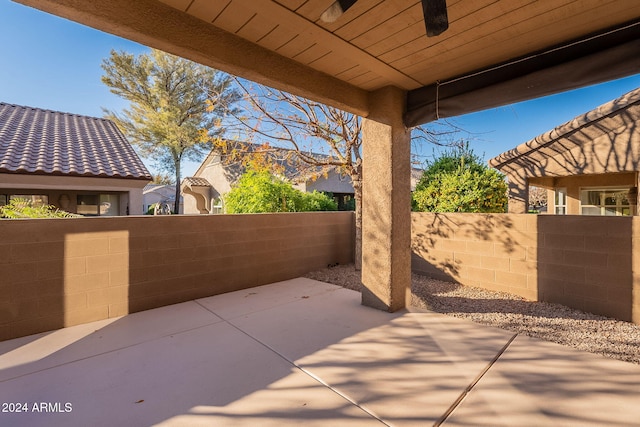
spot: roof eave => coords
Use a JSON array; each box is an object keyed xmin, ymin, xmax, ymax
[
  {"xmin": 0, "ymin": 169, "xmax": 152, "ymax": 181},
  {"xmin": 489, "ymin": 87, "xmax": 640, "ymax": 170}
]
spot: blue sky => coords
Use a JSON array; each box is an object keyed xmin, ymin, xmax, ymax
[{"xmin": 2, "ymin": 0, "xmax": 639, "ymax": 176}]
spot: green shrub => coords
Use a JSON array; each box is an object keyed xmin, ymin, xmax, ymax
[
  {"xmin": 0, "ymin": 198, "xmax": 79, "ymax": 219},
  {"xmin": 412, "ymin": 167, "xmax": 508, "ymax": 213},
  {"xmin": 225, "ymin": 170, "xmax": 298, "ymax": 213},
  {"xmin": 415, "ymin": 143, "xmax": 486, "ymax": 192},
  {"xmin": 299, "ymin": 191, "xmax": 337, "ymax": 212},
  {"xmin": 225, "ymin": 170, "xmax": 337, "ymax": 213},
  {"xmin": 413, "ymin": 142, "xmax": 507, "ymax": 213}
]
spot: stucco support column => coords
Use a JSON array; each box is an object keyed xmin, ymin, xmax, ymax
[{"xmin": 361, "ymin": 86, "xmax": 411, "ymax": 312}]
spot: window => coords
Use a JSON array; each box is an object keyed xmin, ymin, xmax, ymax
[
  {"xmin": 580, "ymin": 188, "xmax": 631, "ymax": 216},
  {"xmin": 77, "ymin": 194, "xmax": 120, "ymax": 216},
  {"xmin": 77, "ymin": 194, "xmax": 99, "ymax": 215},
  {"xmin": 555, "ymin": 188, "xmax": 567, "ymax": 215},
  {"xmin": 0, "ymin": 195, "xmax": 6, "ymax": 206},
  {"xmin": 211, "ymin": 198, "xmax": 223, "ymax": 214}
]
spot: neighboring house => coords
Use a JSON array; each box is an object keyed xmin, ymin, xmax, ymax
[
  {"xmin": 490, "ymin": 87, "xmax": 640, "ymax": 216},
  {"xmin": 0, "ymin": 103, "xmax": 151, "ymax": 216},
  {"xmin": 182, "ymin": 142, "xmax": 423, "ymax": 214},
  {"xmin": 142, "ymin": 184, "xmax": 183, "ymax": 214}
]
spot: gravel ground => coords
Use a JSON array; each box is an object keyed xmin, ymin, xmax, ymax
[{"xmin": 305, "ymin": 264, "xmax": 640, "ymax": 365}]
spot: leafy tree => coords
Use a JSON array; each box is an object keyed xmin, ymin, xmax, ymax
[
  {"xmin": 224, "ymin": 169, "xmax": 337, "ymax": 213},
  {"xmin": 413, "ymin": 143, "xmax": 508, "ymax": 213},
  {"xmin": 101, "ymin": 49, "xmax": 240, "ymax": 213},
  {"xmin": 415, "ymin": 142, "xmax": 485, "ymax": 191},
  {"xmin": 150, "ymin": 173, "xmax": 174, "ymax": 185},
  {"xmin": 0, "ymin": 198, "xmax": 78, "ymax": 219}
]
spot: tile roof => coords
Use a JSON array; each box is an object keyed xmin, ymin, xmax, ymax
[
  {"xmin": 0, "ymin": 102, "xmax": 152, "ymax": 180},
  {"xmin": 489, "ymin": 87, "xmax": 640, "ymax": 169},
  {"xmin": 182, "ymin": 177, "xmax": 211, "ymax": 187}
]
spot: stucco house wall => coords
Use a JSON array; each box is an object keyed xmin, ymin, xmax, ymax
[
  {"xmin": 182, "ymin": 189, "xmax": 200, "ymax": 215},
  {"xmin": 296, "ymin": 169, "xmax": 354, "ymax": 194},
  {"xmin": 195, "ymin": 153, "xmax": 232, "ymax": 198},
  {"xmin": 531, "ymin": 173, "xmax": 637, "ymax": 216},
  {"xmin": 490, "ymin": 88, "xmax": 640, "ymax": 215},
  {"xmin": 0, "ymin": 174, "xmax": 144, "ymax": 215}
]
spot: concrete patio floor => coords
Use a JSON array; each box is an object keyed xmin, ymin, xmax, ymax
[{"xmin": 1, "ymin": 278, "xmax": 639, "ymax": 426}]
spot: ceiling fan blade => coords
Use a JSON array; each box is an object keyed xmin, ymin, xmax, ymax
[
  {"xmin": 320, "ymin": 0, "xmax": 358, "ymax": 23},
  {"xmin": 422, "ymin": 0, "xmax": 449, "ymax": 37}
]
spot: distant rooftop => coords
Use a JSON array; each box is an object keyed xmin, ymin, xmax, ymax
[
  {"xmin": 194, "ymin": 141, "xmax": 342, "ymax": 184},
  {"xmin": 182, "ymin": 177, "xmax": 212, "ymax": 187},
  {"xmin": 143, "ymin": 183, "xmax": 177, "ymax": 192},
  {"xmin": 189, "ymin": 140, "xmax": 423, "ymax": 190},
  {"xmin": 0, "ymin": 102, "xmax": 152, "ymax": 180}
]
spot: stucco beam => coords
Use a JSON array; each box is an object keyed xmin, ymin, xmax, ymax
[{"xmin": 14, "ymin": 0, "xmax": 369, "ymax": 117}]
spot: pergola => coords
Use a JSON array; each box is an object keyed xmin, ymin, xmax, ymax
[{"xmin": 16, "ymin": 0, "xmax": 640, "ymax": 312}]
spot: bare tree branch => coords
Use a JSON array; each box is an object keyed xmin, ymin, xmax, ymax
[{"xmin": 208, "ymin": 78, "xmax": 463, "ymax": 268}]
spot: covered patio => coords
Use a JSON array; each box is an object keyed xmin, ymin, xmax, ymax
[
  {"xmin": 2, "ymin": 278, "xmax": 640, "ymax": 426},
  {"xmin": 3, "ymin": 1, "xmax": 640, "ymax": 425},
  {"xmin": 14, "ymin": 0, "xmax": 640, "ymax": 313}
]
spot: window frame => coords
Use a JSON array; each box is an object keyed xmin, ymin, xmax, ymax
[
  {"xmin": 554, "ymin": 187, "xmax": 567, "ymax": 215},
  {"xmin": 76, "ymin": 193, "xmax": 121, "ymax": 216},
  {"xmin": 579, "ymin": 186, "xmax": 631, "ymax": 216}
]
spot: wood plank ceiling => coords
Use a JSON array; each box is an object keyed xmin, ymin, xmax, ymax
[
  {"xmin": 158, "ymin": 0, "xmax": 640, "ymax": 90},
  {"xmin": 14, "ymin": 0, "xmax": 640, "ymax": 125}
]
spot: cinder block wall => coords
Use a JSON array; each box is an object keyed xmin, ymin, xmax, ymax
[
  {"xmin": 0, "ymin": 212, "xmax": 354, "ymax": 341},
  {"xmin": 412, "ymin": 212, "xmax": 639, "ymax": 324}
]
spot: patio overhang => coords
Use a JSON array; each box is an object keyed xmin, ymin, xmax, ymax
[
  {"xmin": 13, "ymin": 0, "xmax": 640, "ymax": 126},
  {"xmin": 405, "ymin": 20, "xmax": 640, "ymax": 126},
  {"xmin": 13, "ymin": 0, "xmax": 640, "ymax": 312}
]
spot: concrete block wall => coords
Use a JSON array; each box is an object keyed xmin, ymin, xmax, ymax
[
  {"xmin": 412, "ymin": 212, "xmax": 639, "ymax": 324},
  {"xmin": 0, "ymin": 212, "xmax": 354, "ymax": 341}
]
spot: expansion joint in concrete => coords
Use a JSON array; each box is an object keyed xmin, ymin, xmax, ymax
[{"xmin": 434, "ymin": 333, "xmax": 518, "ymax": 426}]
